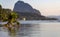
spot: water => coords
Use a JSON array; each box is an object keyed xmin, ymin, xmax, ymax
[{"xmin": 0, "ymin": 21, "xmax": 60, "ymax": 37}]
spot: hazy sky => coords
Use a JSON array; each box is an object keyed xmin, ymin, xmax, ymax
[{"xmin": 0, "ymin": 0, "xmax": 60, "ymax": 16}]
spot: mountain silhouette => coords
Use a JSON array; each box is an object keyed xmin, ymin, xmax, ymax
[
  {"xmin": 13, "ymin": 1, "xmax": 41, "ymax": 14},
  {"xmin": 13, "ymin": 1, "xmax": 57, "ymax": 20},
  {"xmin": 13, "ymin": 1, "xmax": 33, "ymax": 13}
]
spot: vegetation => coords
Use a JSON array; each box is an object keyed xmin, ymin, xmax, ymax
[{"xmin": 0, "ymin": 5, "xmax": 20, "ymax": 29}]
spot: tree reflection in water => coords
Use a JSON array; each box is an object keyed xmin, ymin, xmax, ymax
[
  {"xmin": 2, "ymin": 23, "xmax": 32, "ymax": 37},
  {"xmin": 3, "ymin": 23, "xmax": 20, "ymax": 37}
]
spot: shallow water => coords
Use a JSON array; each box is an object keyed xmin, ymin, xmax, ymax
[{"xmin": 0, "ymin": 21, "xmax": 60, "ymax": 37}]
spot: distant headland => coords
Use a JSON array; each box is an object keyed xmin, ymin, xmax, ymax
[{"xmin": 13, "ymin": 1, "xmax": 57, "ymax": 20}]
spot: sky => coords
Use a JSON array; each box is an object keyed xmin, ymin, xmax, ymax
[{"xmin": 0, "ymin": 0, "xmax": 60, "ymax": 16}]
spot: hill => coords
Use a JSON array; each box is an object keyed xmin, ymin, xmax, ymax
[{"xmin": 13, "ymin": 1, "xmax": 57, "ymax": 20}]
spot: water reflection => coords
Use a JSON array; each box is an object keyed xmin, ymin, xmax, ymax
[
  {"xmin": 3, "ymin": 24, "xmax": 20, "ymax": 37},
  {"xmin": 1, "ymin": 22, "xmax": 60, "ymax": 37},
  {"xmin": 0, "ymin": 24, "xmax": 40, "ymax": 37}
]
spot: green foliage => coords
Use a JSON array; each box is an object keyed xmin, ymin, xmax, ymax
[
  {"xmin": 0, "ymin": 5, "xmax": 20, "ymax": 30},
  {"xmin": 10, "ymin": 12, "xmax": 18, "ymax": 19},
  {"xmin": 8, "ymin": 12, "xmax": 18, "ymax": 23},
  {"xmin": 0, "ymin": 5, "xmax": 18, "ymax": 22}
]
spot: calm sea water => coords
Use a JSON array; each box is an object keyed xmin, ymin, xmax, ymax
[{"xmin": 0, "ymin": 21, "xmax": 60, "ymax": 37}]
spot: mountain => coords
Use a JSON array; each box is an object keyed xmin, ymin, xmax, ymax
[
  {"xmin": 13, "ymin": 1, "xmax": 41, "ymax": 15},
  {"xmin": 13, "ymin": 1, "xmax": 57, "ymax": 20},
  {"xmin": 13, "ymin": 1, "xmax": 33, "ymax": 13}
]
